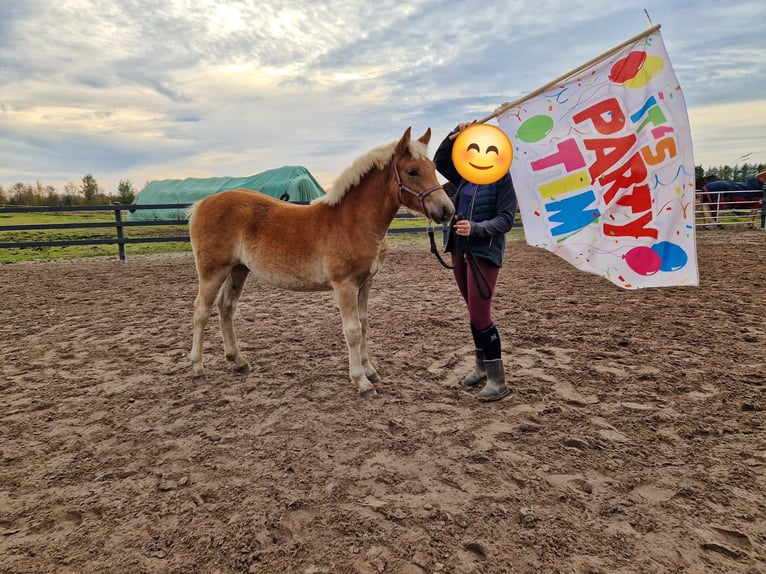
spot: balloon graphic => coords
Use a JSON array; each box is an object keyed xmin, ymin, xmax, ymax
[
  {"xmin": 623, "ymin": 245, "xmax": 661, "ymax": 276},
  {"xmin": 609, "ymin": 51, "xmax": 647, "ymax": 83},
  {"xmin": 651, "ymin": 241, "xmax": 688, "ymax": 272},
  {"xmin": 609, "ymin": 51, "xmax": 665, "ymax": 89},
  {"xmin": 516, "ymin": 114, "xmax": 554, "ymax": 143},
  {"xmin": 624, "ymin": 55, "xmax": 664, "ymax": 88}
]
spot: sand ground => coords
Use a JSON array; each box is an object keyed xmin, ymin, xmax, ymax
[{"xmin": 1, "ymin": 231, "xmax": 764, "ymax": 573}]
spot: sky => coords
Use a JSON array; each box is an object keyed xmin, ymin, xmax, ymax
[{"xmin": 1, "ymin": 0, "xmax": 764, "ymax": 195}]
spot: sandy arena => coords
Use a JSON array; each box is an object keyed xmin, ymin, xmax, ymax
[{"xmin": 1, "ymin": 231, "xmax": 764, "ymax": 573}]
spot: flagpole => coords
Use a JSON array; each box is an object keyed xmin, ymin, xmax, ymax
[{"xmin": 477, "ymin": 23, "xmax": 661, "ymax": 125}]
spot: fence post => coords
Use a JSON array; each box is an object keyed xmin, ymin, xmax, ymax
[{"xmin": 113, "ymin": 202, "xmax": 127, "ymax": 261}]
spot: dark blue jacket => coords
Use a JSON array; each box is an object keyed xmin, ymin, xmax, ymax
[{"xmin": 433, "ymin": 128, "xmax": 518, "ymax": 267}]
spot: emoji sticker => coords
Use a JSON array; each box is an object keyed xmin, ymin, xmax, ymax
[{"xmin": 452, "ymin": 124, "xmax": 513, "ymax": 184}]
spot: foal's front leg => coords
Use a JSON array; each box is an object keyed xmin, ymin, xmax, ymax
[{"xmin": 334, "ymin": 282, "xmax": 376, "ymax": 397}]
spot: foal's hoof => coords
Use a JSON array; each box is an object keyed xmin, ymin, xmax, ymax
[
  {"xmin": 234, "ymin": 363, "xmax": 251, "ymax": 374},
  {"xmin": 367, "ymin": 372, "xmax": 382, "ymax": 384},
  {"xmin": 358, "ymin": 378, "xmax": 378, "ymax": 398}
]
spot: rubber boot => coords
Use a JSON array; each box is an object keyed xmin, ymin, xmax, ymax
[
  {"xmin": 478, "ymin": 358, "xmax": 510, "ymax": 402},
  {"xmin": 461, "ymin": 349, "xmax": 486, "ymax": 388}
]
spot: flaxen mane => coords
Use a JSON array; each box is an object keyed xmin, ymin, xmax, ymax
[{"xmin": 313, "ymin": 138, "xmax": 430, "ymax": 207}]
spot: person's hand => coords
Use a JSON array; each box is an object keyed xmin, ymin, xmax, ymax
[
  {"xmin": 454, "ymin": 218, "xmax": 471, "ymax": 236},
  {"xmin": 455, "ymin": 120, "xmax": 477, "ymax": 133}
]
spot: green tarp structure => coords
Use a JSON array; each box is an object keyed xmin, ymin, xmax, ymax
[{"xmin": 127, "ymin": 165, "xmax": 326, "ymax": 221}]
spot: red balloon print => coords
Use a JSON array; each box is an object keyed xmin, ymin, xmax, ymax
[
  {"xmin": 609, "ymin": 51, "xmax": 647, "ymax": 83},
  {"xmin": 623, "ymin": 245, "xmax": 661, "ymax": 276}
]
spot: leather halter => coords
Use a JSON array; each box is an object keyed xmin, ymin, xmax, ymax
[{"xmin": 393, "ymin": 155, "xmax": 444, "ymax": 214}]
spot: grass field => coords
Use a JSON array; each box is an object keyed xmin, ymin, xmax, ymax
[{"xmin": 0, "ymin": 211, "xmax": 191, "ymax": 263}]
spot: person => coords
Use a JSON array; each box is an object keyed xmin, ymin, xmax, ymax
[{"xmin": 433, "ymin": 121, "xmax": 518, "ymax": 402}]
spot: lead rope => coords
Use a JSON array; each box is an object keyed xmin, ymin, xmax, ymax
[
  {"xmin": 428, "ymin": 224, "xmax": 454, "ymax": 269},
  {"xmin": 466, "ymin": 243, "xmax": 493, "ymax": 300},
  {"xmin": 428, "ymin": 223, "xmax": 492, "ymax": 300}
]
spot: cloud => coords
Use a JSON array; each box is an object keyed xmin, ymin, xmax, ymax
[{"xmin": 1, "ymin": 0, "xmax": 764, "ymax": 193}]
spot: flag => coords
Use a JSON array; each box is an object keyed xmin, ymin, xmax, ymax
[{"xmin": 496, "ymin": 26, "xmax": 698, "ymax": 289}]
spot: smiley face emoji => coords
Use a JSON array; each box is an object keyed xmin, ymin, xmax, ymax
[{"xmin": 452, "ymin": 124, "xmax": 513, "ymax": 185}]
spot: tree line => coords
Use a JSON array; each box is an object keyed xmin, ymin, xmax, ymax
[
  {"xmin": 0, "ymin": 174, "xmax": 136, "ymax": 207},
  {"xmin": 1, "ymin": 161, "xmax": 764, "ymax": 207},
  {"xmin": 694, "ymin": 162, "xmax": 765, "ymax": 183}
]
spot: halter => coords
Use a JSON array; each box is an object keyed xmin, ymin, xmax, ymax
[{"xmin": 392, "ymin": 155, "xmax": 444, "ymax": 214}]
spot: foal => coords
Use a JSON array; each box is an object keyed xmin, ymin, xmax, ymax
[{"xmin": 188, "ymin": 127, "xmax": 455, "ymax": 396}]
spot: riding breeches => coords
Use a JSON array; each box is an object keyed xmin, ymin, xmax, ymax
[{"xmin": 451, "ymin": 252, "xmax": 500, "ymax": 331}]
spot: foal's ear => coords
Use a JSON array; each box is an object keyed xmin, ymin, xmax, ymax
[
  {"xmin": 417, "ymin": 127, "xmax": 431, "ymax": 145},
  {"xmin": 395, "ymin": 127, "xmax": 413, "ymax": 156}
]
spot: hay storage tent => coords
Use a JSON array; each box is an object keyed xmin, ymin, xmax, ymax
[{"xmin": 127, "ymin": 165, "xmax": 326, "ymax": 221}]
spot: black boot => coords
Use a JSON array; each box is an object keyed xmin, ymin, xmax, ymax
[
  {"xmin": 478, "ymin": 358, "xmax": 510, "ymax": 402},
  {"xmin": 461, "ymin": 349, "xmax": 486, "ymax": 388}
]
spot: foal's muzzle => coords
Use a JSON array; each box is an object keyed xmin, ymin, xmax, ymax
[{"xmin": 428, "ymin": 200, "xmax": 455, "ymax": 224}]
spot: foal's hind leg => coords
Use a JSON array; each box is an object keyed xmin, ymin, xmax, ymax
[
  {"xmin": 334, "ymin": 281, "xmax": 376, "ymax": 397},
  {"xmin": 357, "ymin": 278, "xmax": 380, "ymax": 384},
  {"xmin": 218, "ymin": 264, "xmax": 251, "ymax": 373},
  {"xmin": 191, "ymin": 265, "xmax": 230, "ymax": 379}
]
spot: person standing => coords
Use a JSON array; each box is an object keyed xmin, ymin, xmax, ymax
[{"xmin": 433, "ymin": 121, "xmax": 518, "ymax": 401}]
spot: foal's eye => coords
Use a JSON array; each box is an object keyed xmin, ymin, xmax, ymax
[{"xmin": 407, "ymin": 168, "xmax": 419, "ymax": 178}]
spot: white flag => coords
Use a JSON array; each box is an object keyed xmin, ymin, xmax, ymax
[{"xmin": 497, "ymin": 27, "xmax": 698, "ymax": 289}]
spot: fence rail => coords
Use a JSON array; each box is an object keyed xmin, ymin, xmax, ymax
[
  {"xmin": 694, "ymin": 193, "xmax": 765, "ymax": 229},
  {"xmin": 0, "ymin": 202, "xmax": 451, "ymax": 261},
  {"xmin": 1, "ymin": 191, "xmax": 763, "ymax": 261}
]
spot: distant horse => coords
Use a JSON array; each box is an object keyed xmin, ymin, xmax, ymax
[
  {"xmin": 697, "ymin": 171, "xmax": 765, "ymax": 226},
  {"xmin": 695, "ymin": 174, "xmax": 720, "ymax": 225},
  {"xmin": 188, "ymin": 128, "xmax": 455, "ymax": 397}
]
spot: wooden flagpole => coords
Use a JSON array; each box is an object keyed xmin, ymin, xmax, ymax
[{"xmin": 476, "ymin": 23, "xmax": 661, "ymax": 125}]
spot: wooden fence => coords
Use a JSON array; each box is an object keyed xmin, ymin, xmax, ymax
[
  {"xmin": 1, "ymin": 191, "xmax": 762, "ymax": 261},
  {"xmin": 0, "ymin": 202, "xmax": 452, "ymax": 261}
]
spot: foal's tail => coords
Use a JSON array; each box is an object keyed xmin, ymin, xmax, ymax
[
  {"xmin": 187, "ymin": 200, "xmax": 206, "ymax": 254},
  {"xmin": 186, "ymin": 201, "xmax": 200, "ymax": 223}
]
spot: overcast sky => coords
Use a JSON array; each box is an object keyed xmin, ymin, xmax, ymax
[{"xmin": 1, "ymin": 0, "xmax": 764, "ymax": 194}]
